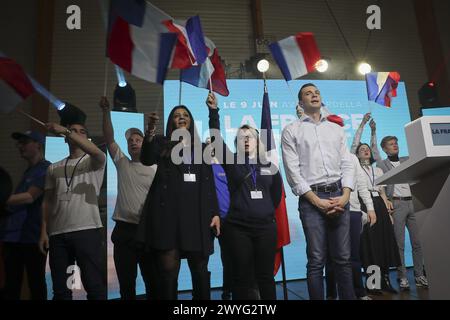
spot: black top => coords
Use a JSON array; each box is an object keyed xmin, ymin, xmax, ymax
[
  {"xmin": 209, "ymin": 108, "xmax": 282, "ymax": 228},
  {"xmin": 136, "ymin": 135, "xmax": 219, "ymax": 257}
]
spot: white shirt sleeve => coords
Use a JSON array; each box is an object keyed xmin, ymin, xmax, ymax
[
  {"xmin": 340, "ymin": 130, "xmax": 355, "ymax": 191},
  {"xmin": 281, "ymin": 125, "xmax": 311, "ymax": 196},
  {"xmin": 356, "ymin": 163, "xmax": 374, "ymax": 211},
  {"xmin": 113, "ymin": 146, "xmax": 125, "ymax": 165}
]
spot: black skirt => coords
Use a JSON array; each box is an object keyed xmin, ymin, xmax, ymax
[{"xmin": 360, "ymin": 196, "xmax": 401, "ymax": 270}]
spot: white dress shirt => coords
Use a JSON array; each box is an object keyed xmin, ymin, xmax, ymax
[
  {"xmin": 390, "ymin": 161, "xmax": 412, "ymax": 197},
  {"xmin": 349, "ymin": 154, "xmax": 374, "ymax": 212},
  {"xmin": 281, "ymin": 110, "xmax": 354, "ymax": 196}
]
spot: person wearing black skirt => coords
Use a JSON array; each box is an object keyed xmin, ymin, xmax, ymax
[
  {"xmin": 355, "ymin": 143, "xmax": 401, "ymax": 294},
  {"xmin": 206, "ymin": 92, "xmax": 282, "ymax": 300},
  {"xmin": 137, "ymin": 106, "xmax": 220, "ymax": 300}
]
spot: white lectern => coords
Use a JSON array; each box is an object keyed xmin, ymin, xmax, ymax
[{"xmin": 376, "ymin": 116, "xmax": 450, "ymax": 299}]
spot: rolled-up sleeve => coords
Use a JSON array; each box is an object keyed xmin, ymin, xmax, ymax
[{"xmin": 281, "ymin": 125, "xmax": 311, "ymax": 196}]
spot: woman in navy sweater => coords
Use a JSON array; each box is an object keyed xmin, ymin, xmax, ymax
[{"xmin": 206, "ymin": 93, "xmax": 282, "ymax": 300}]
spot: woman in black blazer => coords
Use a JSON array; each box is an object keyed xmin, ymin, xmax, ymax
[
  {"xmin": 137, "ymin": 105, "xmax": 220, "ymax": 300},
  {"xmin": 206, "ymin": 93, "xmax": 282, "ymax": 300}
]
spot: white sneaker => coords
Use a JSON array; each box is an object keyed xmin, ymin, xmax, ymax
[
  {"xmin": 415, "ymin": 275, "xmax": 429, "ymax": 288},
  {"xmin": 359, "ymin": 295, "xmax": 372, "ymax": 300},
  {"xmin": 398, "ymin": 277, "xmax": 410, "ymax": 291}
]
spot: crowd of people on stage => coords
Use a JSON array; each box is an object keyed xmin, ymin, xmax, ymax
[{"xmin": 0, "ymin": 83, "xmax": 428, "ymax": 300}]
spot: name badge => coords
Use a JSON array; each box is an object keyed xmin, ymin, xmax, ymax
[
  {"xmin": 250, "ymin": 190, "xmax": 263, "ymax": 199},
  {"xmin": 371, "ymin": 191, "xmax": 379, "ymax": 197},
  {"xmin": 184, "ymin": 173, "xmax": 197, "ymax": 182},
  {"xmin": 59, "ymin": 191, "xmax": 72, "ymax": 201}
]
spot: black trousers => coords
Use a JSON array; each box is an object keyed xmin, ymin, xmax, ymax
[
  {"xmin": 49, "ymin": 228, "xmax": 106, "ymax": 300},
  {"xmin": 222, "ymin": 220, "xmax": 277, "ymax": 300},
  {"xmin": 3, "ymin": 242, "xmax": 47, "ymax": 300},
  {"xmin": 218, "ymin": 235, "xmax": 233, "ymax": 295},
  {"xmin": 112, "ymin": 221, "xmax": 157, "ymax": 300}
]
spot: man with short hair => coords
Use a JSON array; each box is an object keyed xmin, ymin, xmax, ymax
[
  {"xmin": 39, "ymin": 104, "xmax": 107, "ymax": 300},
  {"xmin": 99, "ymin": 96, "xmax": 157, "ymax": 300},
  {"xmin": 281, "ymin": 83, "xmax": 355, "ymax": 300},
  {"xmin": 377, "ymin": 135, "xmax": 428, "ymax": 291},
  {"xmin": 1, "ymin": 131, "xmax": 50, "ymax": 300}
]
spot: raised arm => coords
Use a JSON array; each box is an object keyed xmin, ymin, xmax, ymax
[
  {"xmin": 206, "ymin": 92, "xmax": 234, "ymax": 164},
  {"xmin": 369, "ymin": 119, "xmax": 381, "ymax": 162},
  {"xmin": 350, "ymin": 112, "xmax": 371, "ymax": 154},
  {"xmin": 140, "ymin": 113, "xmax": 161, "ymax": 166},
  {"xmin": 45, "ymin": 123, "xmax": 106, "ymax": 170},
  {"xmin": 99, "ymin": 96, "xmax": 119, "ymax": 159}
]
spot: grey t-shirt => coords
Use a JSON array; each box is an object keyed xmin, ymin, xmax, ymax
[
  {"xmin": 112, "ymin": 147, "xmax": 156, "ymax": 224},
  {"xmin": 45, "ymin": 154, "xmax": 106, "ymax": 236}
]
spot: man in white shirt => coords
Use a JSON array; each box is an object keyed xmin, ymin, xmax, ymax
[
  {"xmin": 281, "ymin": 83, "xmax": 355, "ymax": 300},
  {"xmin": 377, "ymin": 135, "xmax": 428, "ymax": 290},
  {"xmin": 39, "ymin": 104, "xmax": 107, "ymax": 300},
  {"xmin": 99, "ymin": 96, "xmax": 157, "ymax": 300}
]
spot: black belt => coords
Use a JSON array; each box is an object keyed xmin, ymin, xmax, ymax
[
  {"xmin": 310, "ymin": 181, "xmax": 342, "ymax": 193},
  {"xmin": 392, "ymin": 196, "xmax": 412, "ymax": 201}
]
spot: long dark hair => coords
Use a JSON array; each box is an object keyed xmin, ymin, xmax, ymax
[
  {"xmin": 160, "ymin": 105, "xmax": 202, "ymax": 156},
  {"xmin": 355, "ymin": 143, "xmax": 375, "ymax": 164}
]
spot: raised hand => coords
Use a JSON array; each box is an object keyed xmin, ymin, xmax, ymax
[{"xmin": 206, "ymin": 92, "xmax": 218, "ymax": 109}]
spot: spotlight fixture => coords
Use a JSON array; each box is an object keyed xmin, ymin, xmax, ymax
[
  {"xmin": 358, "ymin": 62, "xmax": 372, "ymax": 75},
  {"xmin": 315, "ymin": 59, "xmax": 329, "ymax": 73},
  {"xmin": 418, "ymin": 81, "xmax": 439, "ymax": 106},
  {"xmin": 113, "ymin": 83, "xmax": 137, "ymax": 113},
  {"xmin": 257, "ymin": 59, "xmax": 270, "ymax": 73},
  {"xmin": 115, "ymin": 65, "xmax": 127, "ymax": 87}
]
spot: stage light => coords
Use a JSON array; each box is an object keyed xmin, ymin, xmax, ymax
[
  {"xmin": 113, "ymin": 82, "xmax": 137, "ymax": 113},
  {"xmin": 418, "ymin": 81, "xmax": 439, "ymax": 106},
  {"xmin": 257, "ymin": 59, "xmax": 269, "ymax": 73},
  {"xmin": 27, "ymin": 76, "xmax": 66, "ymax": 110},
  {"xmin": 358, "ymin": 62, "xmax": 372, "ymax": 75},
  {"xmin": 115, "ymin": 65, "xmax": 127, "ymax": 87},
  {"xmin": 315, "ymin": 59, "xmax": 329, "ymax": 73}
]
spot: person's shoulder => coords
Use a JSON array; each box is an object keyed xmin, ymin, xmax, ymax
[{"xmin": 282, "ymin": 119, "xmax": 301, "ymax": 135}]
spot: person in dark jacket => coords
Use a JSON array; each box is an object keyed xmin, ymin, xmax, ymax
[
  {"xmin": 206, "ymin": 92, "xmax": 282, "ymax": 300},
  {"xmin": 137, "ymin": 106, "xmax": 220, "ymax": 300}
]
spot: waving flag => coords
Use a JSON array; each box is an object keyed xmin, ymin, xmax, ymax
[
  {"xmin": 260, "ymin": 85, "xmax": 291, "ymax": 275},
  {"xmin": 0, "ymin": 54, "xmax": 35, "ymax": 113},
  {"xmin": 365, "ymin": 72, "xmax": 401, "ymax": 107},
  {"xmin": 162, "ymin": 15, "xmax": 208, "ymax": 69},
  {"xmin": 269, "ymin": 32, "xmax": 321, "ymax": 81},
  {"xmin": 180, "ymin": 37, "xmax": 229, "ymax": 96}
]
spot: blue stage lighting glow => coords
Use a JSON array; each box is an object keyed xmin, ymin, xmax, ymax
[{"xmin": 115, "ymin": 65, "xmax": 127, "ymax": 87}]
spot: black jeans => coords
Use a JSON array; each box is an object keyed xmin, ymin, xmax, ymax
[
  {"xmin": 112, "ymin": 221, "xmax": 157, "ymax": 300},
  {"xmin": 325, "ymin": 211, "xmax": 366, "ymax": 298},
  {"xmin": 49, "ymin": 228, "xmax": 106, "ymax": 300},
  {"xmin": 3, "ymin": 242, "xmax": 47, "ymax": 300},
  {"xmin": 222, "ymin": 220, "xmax": 277, "ymax": 300},
  {"xmin": 218, "ymin": 234, "xmax": 233, "ymax": 295}
]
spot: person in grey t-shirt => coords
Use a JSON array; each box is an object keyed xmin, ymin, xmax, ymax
[{"xmin": 100, "ymin": 96, "xmax": 157, "ymax": 300}]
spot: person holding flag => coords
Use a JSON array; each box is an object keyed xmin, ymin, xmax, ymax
[{"xmin": 206, "ymin": 92, "xmax": 282, "ymax": 300}]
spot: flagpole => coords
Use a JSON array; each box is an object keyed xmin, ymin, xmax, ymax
[
  {"xmin": 264, "ymin": 72, "xmax": 289, "ymax": 300},
  {"xmin": 285, "ymin": 81, "xmax": 299, "ymax": 106},
  {"xmin": 280, "ymin": 247, "xmax": 288, "ymax": 300},
  {"xmin": 17, "ymin": 109, "xmax": 46, "ymax": 127},
  {"xmin": 179, "ymin": 70, "xmax": 183, "ymax": 105},
  {"xmin": 103, "ymin": 59, "xmax": 109, "ymax": 97},
  {"xmin": 209, "ymin": 76, "xmax": 213, "ymax": 94}
]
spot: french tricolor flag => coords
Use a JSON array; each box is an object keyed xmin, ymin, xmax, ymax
[
  {"xmin": 107, "ymin": 0, "xmax": 178, "ymax": 84},
  {"xmin": 180, "ymin": 37, "xmax": 229, "ymax": 96},
  {"xmin": 365, "ymin": 72, "xmax": 400, "ymax": 107},
  {"xmin": 0, "ymin": 54, "xmax": 35, "ymax": 114},
  {"xmin": 162, "ymin": 16, "xmax": 208, "ymax": 69},
  {"xmin": 269, "ymin": 32, "xmax": 321, "ymax": 81}
]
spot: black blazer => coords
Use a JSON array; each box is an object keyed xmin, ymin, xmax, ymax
[{"xmin": 136, "ymin": 135, "xmax": 219, "ymax": 257}]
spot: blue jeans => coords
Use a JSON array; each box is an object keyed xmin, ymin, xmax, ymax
[{"xmin": 299, "ymin": 190, "xmax": 355, "ymax": 300}]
